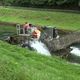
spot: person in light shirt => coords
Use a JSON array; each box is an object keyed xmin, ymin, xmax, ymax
[{"xmin": 32, "ymin": 28, "xmax": 41, "ymax": 40}]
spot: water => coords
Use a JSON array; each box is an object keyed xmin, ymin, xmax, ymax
[
  {"xmin": 69, "ymin": 45, "xmax": 80, "ymax": 63},
  {"xmin": 70, "ymin": 46, "xmax": 80, "ymax": 57},
  {"xmin": 29, "ymin": 40, "xmax": 51, "ymax": 56},
  {"xmin": 0, "ymin": 32, "xmax": 14, "ymax": 40}
]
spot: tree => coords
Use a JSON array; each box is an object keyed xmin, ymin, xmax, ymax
[
  {"xmin": 31, "ymin": 0, "xmax": 47, "ymax": 7},
  {"xmin": 47, "ymin": 0, "xmax": 56, "ymax": 6}
]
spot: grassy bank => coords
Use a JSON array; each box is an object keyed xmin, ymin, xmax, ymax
[
  {"xmin": 0, "ymin": 40, "xmax": 80, "ymax": 80},
  {"xmin": 0, "ymin": 7, "xmax": 80, "ymax": 30}
]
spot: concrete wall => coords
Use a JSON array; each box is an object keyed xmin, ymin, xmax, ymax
[{"xmin": 43, "ymin": 32, "xmax": 80, "ymax": 52}]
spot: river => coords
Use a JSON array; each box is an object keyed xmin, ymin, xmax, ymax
[{"xmin": 69, "ymin": 44, "xmax": 80, "ymax": 63}]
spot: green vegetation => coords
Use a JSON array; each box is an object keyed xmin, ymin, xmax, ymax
[
  {"xmin": 0, "ymin": 5, "xmax": 80, "ymax": 80},
  {"xmin": 0, "ymin": 40, "xmax": 80, "ymax": 80},
  {"xmin": 0, "ymin": 0, "xmax": 79, "ymax": 9},
  {"xmin": 0, "ymin": 7, "xmax": 80, "ymax": 30}
]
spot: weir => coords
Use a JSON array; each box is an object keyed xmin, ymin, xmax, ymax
[
  {"xmin": 4, "ymin": 27, "xmax": 80, "ymax": 51},
  {"xmin": 15, "ymin": 26, "xmax": 80, "ymax": 57},
  {"xmin": 1, "ymin": 22, "xmax": 80, "ymax": 57},
  {"xmin": 43, "ymin": 32, "xmax": 80, "ymax": 52}
]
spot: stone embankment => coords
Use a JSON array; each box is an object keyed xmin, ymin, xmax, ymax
[{"xmin": 43, "ymin": 32, "xmax": 80, "ymax": 52}]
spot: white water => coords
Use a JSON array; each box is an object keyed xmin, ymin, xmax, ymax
[
  {"xmin": 70, "ymin": 46, "xmax": 80, "ymax": 57},
  {"xmin": 29, "ymin": 40, "xmax": 51, "ymax": 56}
]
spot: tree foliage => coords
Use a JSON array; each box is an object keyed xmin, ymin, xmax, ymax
[{"xmin": 0, "ymin": 0, "xmax": 79, "ymax": 9}]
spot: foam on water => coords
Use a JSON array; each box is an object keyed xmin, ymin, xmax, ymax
[
  {"xmin": 70, "ymin": 46, "xmax": 80, "ymax": 57},
  {"xmin": 29, "ymin": 40, "xmax": 51, "ymax": 56}
]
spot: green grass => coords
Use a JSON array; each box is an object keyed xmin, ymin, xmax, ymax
[
  {"xmin": 0, "ymin": 7, "xmax": 80, "ymax": 80},
  {"xmin": 0, "ymin": 40, "xmax": 80, "ymax": 80},
  {"xmin": 0, "ymin": 7, "xmax": 80, "ymax": 30}
]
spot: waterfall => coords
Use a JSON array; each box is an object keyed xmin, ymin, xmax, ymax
[{"xmin": 29, "ymin": 40, "xmax": 51, "ymax": 56}]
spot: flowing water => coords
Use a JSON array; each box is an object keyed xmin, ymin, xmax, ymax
[
  {"xmin": 29, "ymin": 40, "xmax": 51, "ymax": 56},
  {"xmin": 70, "ymin": 46, "xmax": 80, "ymax": 57},
  {"xmin": 70, "ymin": 44, "xmax": 80, "ymax": 57},
  {"xmin": 0, "ymin": 32, "xmax": 14, "ymax": 40},
  {"xmin": 69, "ymin": 44, "xmax": 80, "ymax": 63}
]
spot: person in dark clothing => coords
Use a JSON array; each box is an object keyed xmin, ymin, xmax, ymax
[
  {"xmin": 53, "ymin": 27, "xmax": 56, "ymax": 38},
  {"xmin": 42, "ymin": 26, "xmax": 48, "ymax": 30},
  {"xmin": 53, "ymin": 27, "xmax": 59, "ymax": 39}
]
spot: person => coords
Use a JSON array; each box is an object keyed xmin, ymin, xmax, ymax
[
  {"xmin": 42, "ymin": 26, "xmax": 48, "ymax": 30},
  {"xmin": 53, "ymin": 27, "xmax": 59, "ymax": 39},
  {"xmin": 23, "ymin": 22, "xmax": 30, "ymax": 29},
  {"xmin": 23, "ymin": 22, "xmax": 31, "ymax": 34},
  {"xmin": 53, "ymin": 27, "xmax": 56, "ymax": 38},
  {"xmin": 32, "ymin": 28, "xmax": 41, "ymax": 40}
]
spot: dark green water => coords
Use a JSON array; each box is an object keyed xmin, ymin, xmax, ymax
[{"xmin": 0, "ymin": 32, "xmax": 15, "ymax": 40}]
